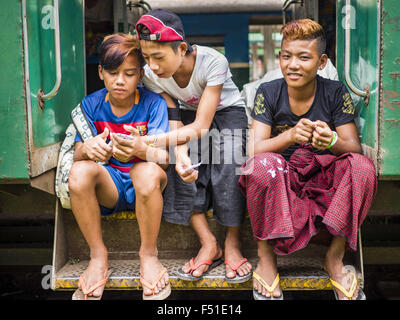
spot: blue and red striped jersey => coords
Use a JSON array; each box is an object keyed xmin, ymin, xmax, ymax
[{"xmin": 75, "ymin": 86, "xmax": 169, "ymax": 172}]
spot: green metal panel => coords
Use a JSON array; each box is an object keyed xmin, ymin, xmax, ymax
[
  {"xmin": 337, "ymin": 0, "xmax": 400, "ymax": 178},
  {"xmin": 26, "ymin": 0, "xmax": 85, "ymax": 147},
  {"xmin": 0, "ymin": 0, "xmax": 85, "ymax": 181},
  {"xmin": 0, "ymin": 1, "xmax": 29, "ymax": 181},
  {"xmin": 24, "ymin": 0, "xmax": 85, "ymax": 177},
  {"xmin": 379, "ymin": 0, "xmax": 400, "ymax": 177},
  {"xmin": 336, "ymin": 0, "xmax": 379, "ymax": 152}
]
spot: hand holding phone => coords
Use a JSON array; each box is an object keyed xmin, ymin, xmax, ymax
[
  {"xmin": 115, "ymin": 133, "xmax": 133, "ymax": 140},
  {"xmin": 183, "ymin": 161, "xmax": 202, "ymax": 173}
]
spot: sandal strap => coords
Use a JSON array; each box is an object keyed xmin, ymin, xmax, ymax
[
  {"xmin": 189, "ymin": 257, "xmax": 212, "ymax": 275},
  {"xmin": 253, "ymin": 271, "xmax": 280, "ymax": 295},
  {"xmin": 330, "ymin": 273, "xmax": 358, "ymax": 300},
  {"xmin": 140, "ymin": 267, "xmax": 168, "ymax": 293},
  {"xmin": 224, "ymin": 258, "xmax": 248, "ymax": 272},
  {"xmin": 79, "ymin": 269, "xmax": 112, "ymax": 299}
]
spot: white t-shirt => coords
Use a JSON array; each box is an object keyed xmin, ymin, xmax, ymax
[{"xmin": 143, "ymin": 45, "xmax": 245, "ymax": 111}]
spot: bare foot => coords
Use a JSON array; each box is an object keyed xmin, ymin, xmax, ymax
[
  {"xmin": 224, "ymin": 246, "xmax": 252, "ymax": 279},
  {"xmin": 323, "ymin": 256, "xmax": 361, "ymax": 300},
  {"xmin": 80, "ymin": 251, "xmax": 109, "ymax": 298},
  {"xmin": 181, "ymin": 242, "xmax": 223, "ymax": 277},
  {"xmin": 253, "ymin": 257, "xmax": 281, "ymax": 298},
  {"xmin": 140, "ymin": 255, "xmax": 169, "ymax": 296}
]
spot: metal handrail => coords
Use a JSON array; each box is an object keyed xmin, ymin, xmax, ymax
[
  {"xmin": 38, "ymin": 0, "xmax": 62, "ymax": 108},
  {"xmin": 127, "ymin": 0, "xmax": 152, "ymax": 12},
  {"xmin": 344, "ymin": 0, "xmax": 370, "ymax": 104},
  {"xmin": 282, "ymin": 0, "xmax": 303, "ymax": 25}
]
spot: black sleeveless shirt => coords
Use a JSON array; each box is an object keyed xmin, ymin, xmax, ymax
[{"xmin": 251, "ymin": 75, "xmax": 358, "ymax": 160}]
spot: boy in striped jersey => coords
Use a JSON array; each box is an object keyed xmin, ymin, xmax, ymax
[{"xmin": 70, "ymin": 33, "xmax": 171, "ymax": 300}]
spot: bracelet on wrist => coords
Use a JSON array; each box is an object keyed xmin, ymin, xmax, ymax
[{"xmin": 326, "ymin": 131, "xmax": 338, "ymax": 149}]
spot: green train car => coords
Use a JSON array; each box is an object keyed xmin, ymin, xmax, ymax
[
  {"xmin": 0, "ymin": 0, "xmax": 85, "ymax": 185},
  {"xmin": 0, "ymin": 0, "xmax": 399, "ymax": 297},
  {"xmin": 336, "ymin": 0, "xmax": 400, "ymax": 178}
]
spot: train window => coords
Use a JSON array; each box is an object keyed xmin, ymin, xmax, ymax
[
  {"xmin": 248, "ymin": 25, "xmax": 282, "ymax": 82},
  {"xmin": 85, "ymin": 0, "xmax": 114, "ymax": 94}
]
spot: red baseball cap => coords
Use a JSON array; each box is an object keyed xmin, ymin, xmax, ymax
[{"xmin": 136, "ymin": 9, "xmax": 193, "ymax": 51}]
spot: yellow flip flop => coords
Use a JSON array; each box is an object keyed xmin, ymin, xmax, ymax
[
  {"xmin": 330, "ymin": 269, "xmax": 366, "ymax": 300},
  {"xmin": 252, "ymin": 271, "xmax": 283, "ymax": 300}
]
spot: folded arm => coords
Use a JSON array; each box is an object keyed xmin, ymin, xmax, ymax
[{"xmin": 249, "ymin": 118, "xmax": 362, "ymax": 157}]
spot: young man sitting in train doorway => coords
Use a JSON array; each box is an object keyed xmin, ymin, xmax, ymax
[
  {"xmin": 239, "ymin": 19, "xmax": 377, "ymax": 300},
  {"xmin": 69, "ymin": 33, "xmax": 171, "ymax": 300}
]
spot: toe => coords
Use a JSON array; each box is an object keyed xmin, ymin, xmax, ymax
[
  {"xmin": 238, "ymin": 263, "xmax": 252, "ymax": 277},
  {"xmin": 143, "ymin": 286, "xmax": 152, "ymax": 296},
  {"xmin": 246, "ymin": 262, "xmax": 253, "ymax": 273},
  {"xmin": 160, "ymin": 275, "xmax": 168, "ymax": 290},
  {"xmin": 273, "ymin": 287, "xmax": 281, "ymax": 298},
  {"xmin": 192, "ymin": 265, "xmax": 207, "ymax": 277},
  {"xmin": 262, "ymin": 286, "xmax": 270, "ymax": 298},
  {"xmin": 181, "ymin": 262, "xmax": 190, "ymax": 274},
  {"xmin": 92, "ymin": 287, "xmax": 103, "ymax": 298},
  {"xmin": 226, "ymin": 266, "xmax": 236, "ymax": 278}
]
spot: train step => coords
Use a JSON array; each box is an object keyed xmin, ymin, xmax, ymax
[{"xmin": 51, "ymin": 200, "xmax": 364, "ymax": 292}]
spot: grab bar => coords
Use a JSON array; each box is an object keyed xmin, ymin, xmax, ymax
[
  {"xmin": 38, "ymin": 0, "xmax": 62, "ymax": 109},
  {"xmin": 343, "ymin": 0, "xmax": 370, "ymax": 105},
  {"xmin": 282, "ymin": 0, "xmax": 304, "ymax": 25}
]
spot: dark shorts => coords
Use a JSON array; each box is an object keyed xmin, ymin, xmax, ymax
[
  {"xmin": 100, "ymin": 165, "xmax": 136, "ymax": 216},
  {"xmin": 162, "ymin": 106, "xmax": 248, "ymax": 226}
]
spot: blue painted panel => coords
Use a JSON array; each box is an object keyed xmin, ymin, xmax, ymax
[{"xmin": 179, "ymin": 12, "xmax": 281, "ymax": 62}]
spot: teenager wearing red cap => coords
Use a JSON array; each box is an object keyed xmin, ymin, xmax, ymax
[{"xmin": 135, "ymin": 9, "xmax": 252, "ymax": 283}]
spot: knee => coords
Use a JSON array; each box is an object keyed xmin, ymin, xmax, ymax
[
  {"xmin": 350, "ymin": 153, "xmax": 377, "ymax": 189},
  {"xmin": 131, "ymin": 162, "xmax": 167, "ymax": 199},
  {"xmin": 351, "ymin": 153, "xmax": 376, "ymax": 178},
  {"xmin": 68, "ymin": 160, "xmax": 98, "ymax": 192},
  {"xmin": 243, "ymin": 152, "xmax": 284, "ymax": 181}
]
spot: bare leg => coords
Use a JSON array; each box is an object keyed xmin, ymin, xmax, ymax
[
  {"xmin": 69, "ymin": 160, "xmax": 119, "ymax": 297},
  {"xmin": 254, "ymin": 240, "xmax": 282, "ymax": 298},
  {"xmin": 180, "ymin": 212, "xmax": 223, "ymax": 277},
  {"xmin": 224, "ymin": 226, "xmax": 252, "ymax": 278},
  {"xmin": 323, "ymin": 236, "xmax": 360, "ymax": 300},
  {"xmin": 130, "ymin": 162, "xmax": 168, "ymax": 296}
]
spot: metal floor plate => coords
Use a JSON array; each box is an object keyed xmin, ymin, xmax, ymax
[
  {"xmin": 54, "ymin": 244, "xmax": 348, "ymax": 291},
  {"xmin": 54, "ymin": 206, "xmax": 363, "ymax": 292}
]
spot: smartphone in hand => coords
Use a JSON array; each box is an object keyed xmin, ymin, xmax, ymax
[{"xmin": 183, "ymin": 161, "xmax": 202, "ymax": 173}]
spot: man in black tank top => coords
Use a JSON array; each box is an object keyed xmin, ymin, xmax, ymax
[{"xmin": 239, "ymin": 19, "xmax": 376, "ymax": 301}]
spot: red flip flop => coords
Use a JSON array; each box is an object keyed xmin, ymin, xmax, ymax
[
  {"xmin": 176, "ymin": 257, "xmax": 223, "ymax": 281},
  {"xmin": 224, "ymin": 258, "xmax": 252, "ymax": 283}
]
